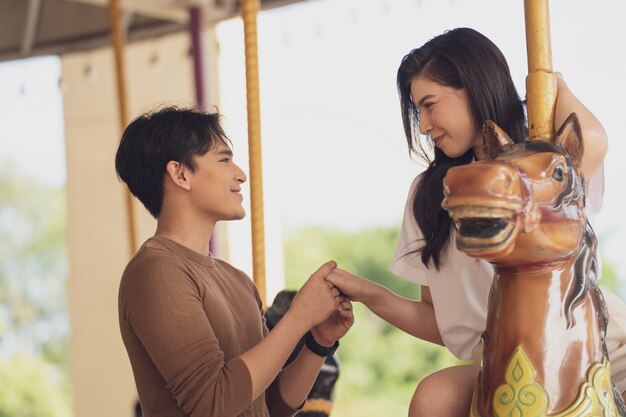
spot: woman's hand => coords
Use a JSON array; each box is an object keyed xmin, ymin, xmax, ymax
[
  {"xmin": 553, "ymin": 70, "xmax": 607, "ymax": 179},
  {"xmin": 325, "ymin": 268, "xmax": 381, "ymax": 306},
  {"xmin": 288, "ymin": 261, "xmax": 343, "ymax": 329}
]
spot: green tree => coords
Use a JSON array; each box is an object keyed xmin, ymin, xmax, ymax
[
  {"xmin": 283, "ymin": 226, "xmax": 419, "ymax": 298},
  {"xmin": 0, "ymin": 161, "xmax": 71, "ymax": 416},
  {"xmin": 0, "ymin": 355, "xmax": 72, "ymax": 417},
  {"xmin": 601, "ymin": 258, "xmax": 622, "ymax": 295}
]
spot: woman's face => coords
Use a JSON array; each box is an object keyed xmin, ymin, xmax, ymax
[{"xmin": 410, "ymin": 74, "xmax": 483, "ymax": 159}]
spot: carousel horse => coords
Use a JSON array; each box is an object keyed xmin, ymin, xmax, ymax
[{"xmin": 441, "ymin": 114, "xmax": 626, "ymax": 416}]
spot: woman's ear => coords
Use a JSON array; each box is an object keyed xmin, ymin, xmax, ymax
[{"xmin": 165, "ymin": 161, "xmax": 192, "ymax": 191}]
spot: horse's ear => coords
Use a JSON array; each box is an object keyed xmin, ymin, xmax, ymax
[
  {"xmin": 554, "ymin": 113, "xmax": 584, "ymax": 168},
  {"xmin": 482, "ymin": 120, "xmax": 514, "ymax": 159}
]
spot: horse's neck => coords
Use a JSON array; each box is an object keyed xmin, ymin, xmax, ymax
[
  {"xmin": 492, "ymin": 257, "xmax": 573, "ymax": 279},
  {"xmin": 492, "ymin": 221, "xmax": 599, "ymax": 321},
  {"xmin": 482, "ymin": 253, "xmax": 603, "ymax": 415}
]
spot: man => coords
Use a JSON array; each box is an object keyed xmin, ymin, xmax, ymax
[{"xmin": 115, "ymin": 106, "xmax": 353, "ymax": 417}]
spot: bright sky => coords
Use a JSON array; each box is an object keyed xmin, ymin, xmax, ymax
[
  {"xmin": 0, "ymin": 56, "xmax": 65, "ymax": 186},
  {"xmin": 1, "ymin": 0, "xmax": 626, "ymax": 284}
]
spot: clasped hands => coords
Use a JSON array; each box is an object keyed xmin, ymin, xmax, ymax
[{"xmin": 291, "ymin": 261, "xmax": 354, "ymax": 347}]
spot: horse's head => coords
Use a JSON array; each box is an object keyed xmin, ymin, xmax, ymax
[{"xmin": 442, "ymin": 114, "xmax": 586, "ymax": 264}]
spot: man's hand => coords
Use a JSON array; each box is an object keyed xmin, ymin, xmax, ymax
[
  {"xmin": 289, "ymin": 261, "xmax": 343, "ymax": 330},
  {"xmin": 310, "ymin": 298, "xmax": 354, "ymax": 347}
]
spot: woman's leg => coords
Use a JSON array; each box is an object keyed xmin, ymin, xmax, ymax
[{"xmin": 408, "ymin": 364, "xmax": 479, "ymax": 417}]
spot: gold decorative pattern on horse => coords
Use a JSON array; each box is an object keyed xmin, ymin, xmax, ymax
[{"xmin": 492, "ymin": 346, "xmax": 548, "ymax": 417}]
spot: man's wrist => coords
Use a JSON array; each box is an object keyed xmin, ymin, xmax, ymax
[
  {"xmin": 309, "ymin": 327, "xmax": 334, "ymax": 347},
  {"xmin": 305, "ymin": 331, "xmax": 338, "ymax": 357}
]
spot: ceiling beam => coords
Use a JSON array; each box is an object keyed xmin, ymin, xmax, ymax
[
  {"xmin": 66, "ymin": 0, "xmax": 307, "ymax": 24},
  {"xmin": 1, "ymin": 20, "xmax": 185, "ymax": 63},
  {"xmin": 0, "ymin": 0, "xmax": 308, "ymax": 63},
  {"xmin": 67, "ymin": 0, "xmax": 189, "ymax": 23}
]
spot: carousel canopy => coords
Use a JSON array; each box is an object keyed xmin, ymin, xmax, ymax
[{"xmin": 0, "ymin": 0, "xmax": 301, "ymax": 63}]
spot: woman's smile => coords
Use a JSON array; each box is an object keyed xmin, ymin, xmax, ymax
[{"xmin": 432, "ymin": 133, "xmax": 446, "ymax": 147}]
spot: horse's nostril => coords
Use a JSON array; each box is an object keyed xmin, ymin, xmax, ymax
[
  {"xmin": 503, "ymin": 173, "xmax": 512, "ymax": 190},
  {"xmin": 492, "ymin": 167, "xmax": 514, "ymax": 193}
]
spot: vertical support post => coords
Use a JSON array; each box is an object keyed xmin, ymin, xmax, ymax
[
  {"xmin": 190, "ymin": 7, "xmax": 207, "ymax": 109},
  {"xmin": 108, "ymin": 0, "xmax": 137, "ymax": 255},
  {"xmin": 21, "ymin": 0, "xmax": 42, "ymax": 56},
  {"xmin": 241, "ymin": 0, "xmax": 266, "ymax": 306},
  {"xmin": 524, "ymin": 0, "xmax": 557, "ymax": 141},
  {"xmin": 189, "ymin": 6, "xmax": 221, "ymax": 256}
]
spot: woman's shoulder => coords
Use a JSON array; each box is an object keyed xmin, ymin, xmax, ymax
[
  {"xmin": 398, "ymin": 171, "xmax": 426, "ymax": 207},
  {"xmin": 410, "ymin": 171, "xmax": 426, "ymax": 188}
]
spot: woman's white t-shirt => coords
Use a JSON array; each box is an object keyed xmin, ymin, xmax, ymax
[{"xmin": 388, "ymin": 167, "xmax": 604, "ymax": 360}]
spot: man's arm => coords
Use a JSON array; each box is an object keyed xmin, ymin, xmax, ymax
[
  {"xmin": 272, "ymin": 304, "xmax": 353, "ymax": 409},
  {"xmin": 239, "ymin": 261, "xmax": 345, "ymax": 403}
]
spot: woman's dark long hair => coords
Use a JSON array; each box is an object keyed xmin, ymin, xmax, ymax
[{"xmin": 397, "ymin": 28, "xmax": 527, "ymax": 269}]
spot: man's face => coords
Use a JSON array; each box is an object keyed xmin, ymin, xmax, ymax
[{"xmin": 187, "ymin": 141, "xmax": 247, "ymax": 223}]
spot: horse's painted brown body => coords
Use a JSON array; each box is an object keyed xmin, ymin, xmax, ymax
[
  {"xmin": 479, "ymin": 257, "xmax": 605, "ymax": 414},
  {"xmin": 442, "ymin": 115, "xmax": 624, "ymax": 416}
]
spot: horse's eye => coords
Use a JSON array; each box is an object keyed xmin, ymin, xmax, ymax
[{"xmin": 552, "ymin": 164, "xmax": 564, "ymax": 181}]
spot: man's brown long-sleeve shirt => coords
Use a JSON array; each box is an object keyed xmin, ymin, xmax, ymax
[{"xmin": 119, "ymin": 236, "xmax": 298, "ymax": 417}]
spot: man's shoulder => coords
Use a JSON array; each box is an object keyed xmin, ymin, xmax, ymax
[
  {"xmin": 213, "ymin": 258, "xmax": 253, "ymax": 283},
  {"xmin": 119, "ymin": 239, "xmax": 185, "ymax": 287},
  {"xmin": 126, "ymin": 238, "xmax": 179, "ymax": 269}
]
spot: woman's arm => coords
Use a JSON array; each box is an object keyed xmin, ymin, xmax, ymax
[
  {"xmin": 367, "ymin": 284, "xmax": 443, "ymax": 346},
  {"xmin": 326, "ymin": 268, "xmax": 443, "ymax": 346},
  {"xmin": 554, "ymin": 73, "xmax": 608, "ymax": 179}
]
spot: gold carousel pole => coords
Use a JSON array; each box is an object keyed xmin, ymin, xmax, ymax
[
  {"xmin": 108, "ymin": 0, "xmax": 138, "ymax": 255},
  {"xmin": 524, "ymin": 0, "xmax": 557, "ymax": 141},
  {"xmin": 241, "ymin": 0, "xmax": 267, "ymax": 306}
]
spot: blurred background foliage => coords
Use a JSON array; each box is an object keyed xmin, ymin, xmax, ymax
[{"xmin": 0, "ymin": 163, "xmax": 72, "ymax": 417}]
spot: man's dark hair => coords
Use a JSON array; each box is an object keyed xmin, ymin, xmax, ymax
[{"xmin": 114, "ymin": 106, "xmax": 231, "ymax": 218}]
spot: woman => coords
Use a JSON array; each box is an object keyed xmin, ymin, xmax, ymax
[{"xmin": 326, "ymin": 28, "xmax": 624, "ymax": 416}]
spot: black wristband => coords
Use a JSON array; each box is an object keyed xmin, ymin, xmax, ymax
[{"xmin": 304, "ymin": 331, "xmax": 339, "ymax": 357}]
